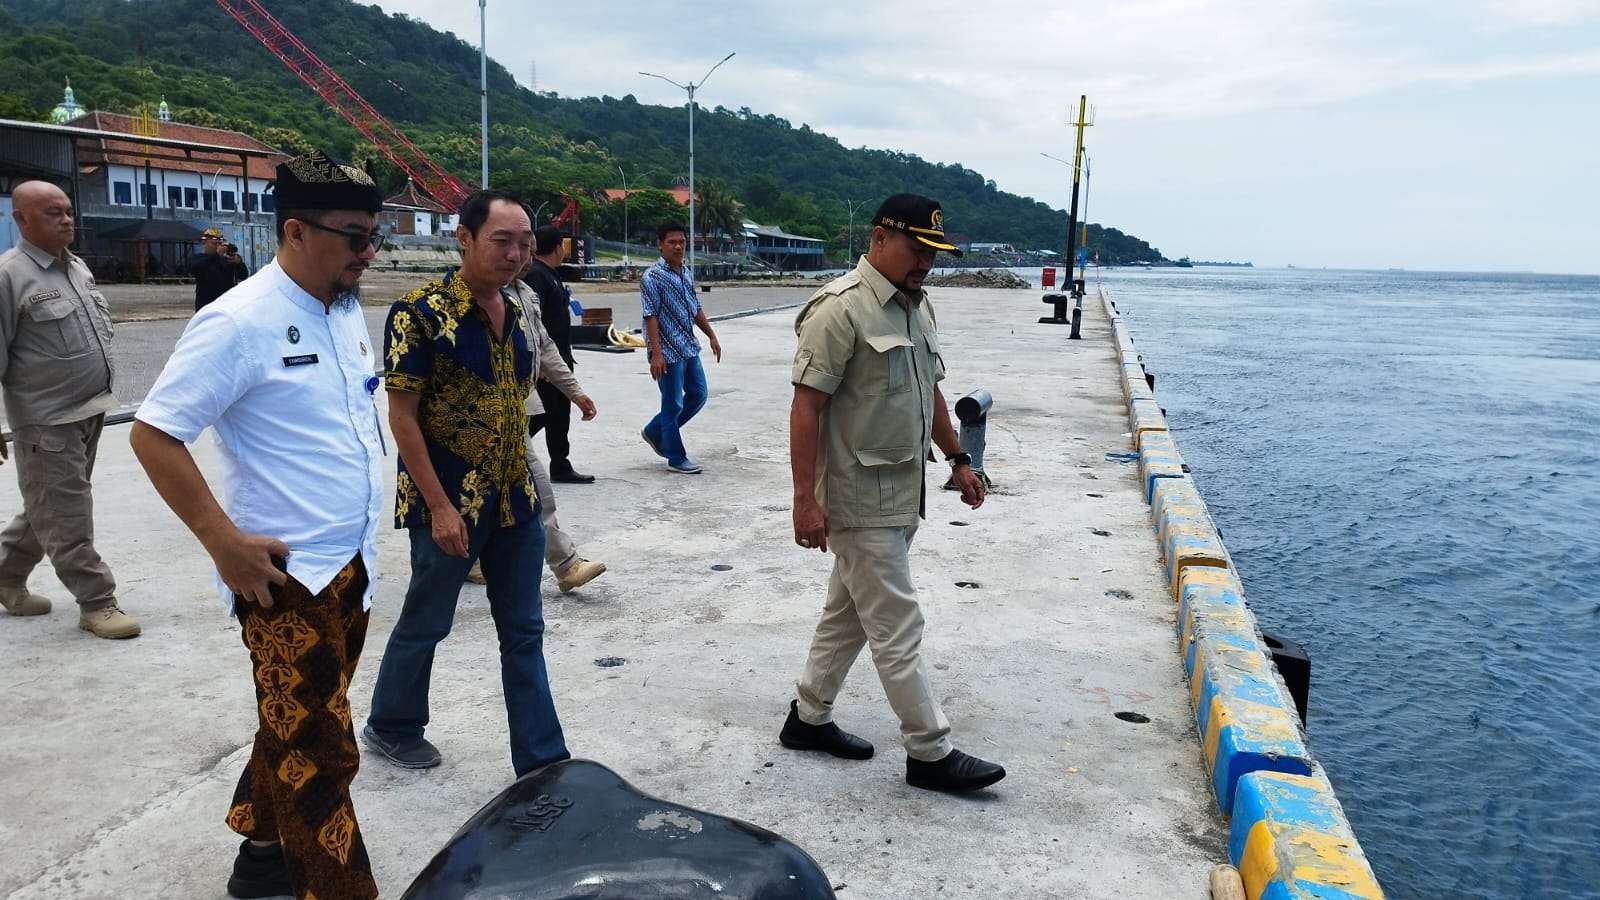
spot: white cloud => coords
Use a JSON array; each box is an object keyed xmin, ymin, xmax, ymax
[{"xmin": 364, "ymin": 0, "xmax": 1599, "ymax": 270}]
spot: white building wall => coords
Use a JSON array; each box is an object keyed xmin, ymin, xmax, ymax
[{"xmin": 105, "ymin": 164, "xmax": 273, "ymax": 212}]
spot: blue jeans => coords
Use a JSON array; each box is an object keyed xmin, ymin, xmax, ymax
[
  {"xmin": 367, "ymin": 494, "xmax": 569, "ymax": 776},
  {"xmin": 644, "ymin": 355, "xmax": 708, "ymax": 466}
]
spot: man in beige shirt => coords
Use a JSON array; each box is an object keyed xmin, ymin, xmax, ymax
[
  {"xmin": 0, "ymin": 181, "xmax": 137, "ymax": 638},
  {"xmin": 781, "ymin": 193, "xmax": 1002, "ymax": 793},
  {"xmin": 465, "ymin": 243, "xmax": 607, "ymax": 593}
]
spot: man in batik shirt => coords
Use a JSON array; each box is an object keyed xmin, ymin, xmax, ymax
[{"xmin": 363, "ymin": 191, "xmax": 569, "ymax": 779}]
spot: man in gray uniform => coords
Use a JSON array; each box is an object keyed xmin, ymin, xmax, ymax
[
  {"xmin": 466, "ymin": 250, "xmax": 607, "ymax": 593},
  {"xmin": 0, "ymin": 180, "xmax": 138, "ymax": 638},
  {"xmin": 780, "ymin": 193, "xmax": 1003, "ymax": 793}
]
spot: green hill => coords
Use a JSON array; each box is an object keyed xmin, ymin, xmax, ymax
[{"xmin": 0, "ymin": 0, "xmax": 1165, "ymax": 264}]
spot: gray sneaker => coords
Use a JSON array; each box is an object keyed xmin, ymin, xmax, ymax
[
  {"xmin": 641, "ymin": 428, "xmax": 665, "ymax": 459},
  {"xmin": 361, "ymin": 723, "xmax": 442, "ymax": 769},
  {"xmin": 668, "ymin": 458, "xmax": 703, "ymax": 474}
]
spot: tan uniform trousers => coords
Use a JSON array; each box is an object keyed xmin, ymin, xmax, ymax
[
  {"xmin": 527, "ymin": 441, "xmax": 577, "ymax": 576},
  {"xmin": 0, "ymin": 414, "xmax": 116, "ymax": 609},
  {"xmin": 795, "ymin": 523, "xmax": 953, "ymax": 762}
]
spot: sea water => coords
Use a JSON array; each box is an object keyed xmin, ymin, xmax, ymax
[{"xmin": 1074, "ymin": 266, "xmax": 1600, "ymax": 898}]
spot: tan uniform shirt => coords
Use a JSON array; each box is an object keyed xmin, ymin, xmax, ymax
[
  {"xmin": 507, "ymin": 279, "xmax": 582, "ymax": 418},
  {"xmin": 792, "ymin": 256, "xmax": 946, "ymax": 528},
  {"xmin": 0, "ymin": 238, "xmax": 117, "ymax": 427}
]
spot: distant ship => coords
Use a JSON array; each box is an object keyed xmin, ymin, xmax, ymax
[{"xmin": 1175, "ymin": 257, "xmax": 1193, "ymax": 268}]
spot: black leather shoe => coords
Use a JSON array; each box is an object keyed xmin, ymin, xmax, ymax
[
  {"xmin": 227, "ymin": 840, "xmax": 292, "ymax": 899},
  {"xmin": 549, "ymin": 463, "xmax": 596, "ymax": 484},
  {"xmin": 905, "ymin": 749, "xmax": 1006, "ymax": 793},
  {"xmin": 778, "ymin": 700, "xmax": 874, "ymax": 760}
]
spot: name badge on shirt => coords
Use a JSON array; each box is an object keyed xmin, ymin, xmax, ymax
[{"xmin": 282, "ymin": 354, "xmax": 319, "ymax": 367}]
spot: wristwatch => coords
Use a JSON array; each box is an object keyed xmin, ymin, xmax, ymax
[{"xmin": 946, "ymin": 452, "xmax": 973, "ymax": 469}]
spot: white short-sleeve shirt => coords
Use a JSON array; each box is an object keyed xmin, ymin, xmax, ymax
[{"xmin": 136, "ymin": 260, "xmax": 385, "ymax": 613}]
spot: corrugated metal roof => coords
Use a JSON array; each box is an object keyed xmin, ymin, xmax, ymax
[{"xmin": 0, "ymin": 123, "xmax": 76, "ymax": 177}]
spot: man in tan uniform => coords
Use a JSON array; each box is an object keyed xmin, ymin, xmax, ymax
[
  {"xmin": 0, "ymin": 181, "xmax": 138, "ymax": 638},
  {"xmin": 780, "ymin": 193, "xmax": 1003, "ymax": 793}
]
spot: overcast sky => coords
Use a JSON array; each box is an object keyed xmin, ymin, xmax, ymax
[{"xmin": 375, "ymin": 0, "xmax": 1599, "ymax": 273}]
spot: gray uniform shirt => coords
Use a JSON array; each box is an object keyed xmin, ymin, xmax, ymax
[
  {"xmin": 507, "ymin": 278, "xmax": 583, "ymax": 417},
  {"xmin": 0, "ymin": 238, "xmax": 117, "ymax": 427}
]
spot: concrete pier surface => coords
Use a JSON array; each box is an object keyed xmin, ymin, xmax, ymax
[{"xmin": 0, "ymin": 287, "xmax": 1222, "ymax": 898}]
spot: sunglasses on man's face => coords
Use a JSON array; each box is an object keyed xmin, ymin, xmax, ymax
[{"xmin": 299, "ymin": 219, "xmax": 387, "ymax": 253}]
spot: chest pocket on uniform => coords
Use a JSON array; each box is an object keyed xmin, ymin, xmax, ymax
[
  {"xmin": 26, "ymin": 296, "xmax": 90, "ymax": 357},
  {"xmin": 923, "ymin": 332, "xmax": 946, "ymax": 382},
  {"xmin": 864, "ymin": 334, "xmax": 914, "ymax": 394}
]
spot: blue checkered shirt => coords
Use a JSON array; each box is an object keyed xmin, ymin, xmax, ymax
[{"xmin": 640, "ymin": 258, "xmax": 701, "ymax": 364}]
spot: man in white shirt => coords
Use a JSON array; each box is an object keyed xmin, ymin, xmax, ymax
[{"xmin": 130, "ymin": 152, "xmax": 386, "ymax": 900}]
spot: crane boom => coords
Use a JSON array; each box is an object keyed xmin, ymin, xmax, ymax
[{"xmin": 214, "ymin": 0, "xmax": 472, "ymax": 211}]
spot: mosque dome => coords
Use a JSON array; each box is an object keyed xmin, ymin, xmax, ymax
[{"xmin": 48, "ymin": 79, "xmax": 85, "ymax": 124}]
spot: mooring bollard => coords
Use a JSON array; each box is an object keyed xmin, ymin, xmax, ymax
[
  {"xmin": 945, "ymin": 389, "xmax": 994, "ymax": 490},
  {"xmin": 1039, "ymin": 293, "xmax": 1074, "ymax": 325}
]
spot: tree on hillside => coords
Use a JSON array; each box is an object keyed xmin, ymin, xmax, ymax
[{"xmin": 693, "ymin": 179, "xmax": 744, "ymax": 250}]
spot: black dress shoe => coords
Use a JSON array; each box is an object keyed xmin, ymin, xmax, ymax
[
  {"xmin": 778, "ymin": 700, "xmax": 874, "ymax": 760},
  {"xmin": 549, "ymin": 463, "xmax": 596, "ymax": 484},
  {"xmin": 905, "ymin": 749, "xmax": 1006, "ymax": 793},
  {"xmin": 227, "ymin": 840, "xmax": 293, "ymax": 899}
]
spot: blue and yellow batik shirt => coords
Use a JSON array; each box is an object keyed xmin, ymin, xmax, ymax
[{"xmin": 383, "ymin": 271, "xmax": 537, "ymax": 530}]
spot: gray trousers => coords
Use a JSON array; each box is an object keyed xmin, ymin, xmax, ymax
[
  {"xmin": 0, "ymin": 414, "xmax": 116, "ymax": 610},
  {"xmin": 795, "ymin": 523, "xmax": 953, "ymax": 761},
  {"xmin": 527, "ymin": 444, "xmax": 577, "ymax": 576}
]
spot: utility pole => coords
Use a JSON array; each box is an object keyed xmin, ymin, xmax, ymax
[
  {"xmin": 478, "ymin": 0, "xmax": 489, "ymax": 188},
  {"xmin": 1039, "ymin": 96, "xmax": 1093, "ymax": 327},
  {"xmin": 844, "ymin": 198, "xmax": 871, "ymax": 264},
  {"xmin": 1063, "ymin": 95, "xmax": 1093, "ymax": 299},
  {"xmin": 641, "ymin": 52, "xmax": 736, "ymax": 278}
]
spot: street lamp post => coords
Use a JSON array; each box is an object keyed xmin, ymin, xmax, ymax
[
  {"xmin": 616, "ymin": 165, "xmax": 632, "ymax": 265},
  {"xmin": 843, "ymin": 198, "xmax": 871, "ymax": 264},
  {"xmin": 479, "ymin": 0, "xmax": 489, "ymax": 188},
  {"xmin": 640, "ymin": 51, "xmax": 735, "ymax": 278},
  {"xmin": 533, "ymin": 200, "xmax": 551, "ymax": 225}
]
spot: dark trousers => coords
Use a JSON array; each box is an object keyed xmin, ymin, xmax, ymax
[
  {"xmin": 535, "ymin": 379, "xmax": 572, "ymax": 468},
  {"xmin": 367, "ymin": 494, "xmax": 569, "ymax": 776},
  {"xmin": 228, "ymin": 556, "xmax": 377, "ymax": 900}
]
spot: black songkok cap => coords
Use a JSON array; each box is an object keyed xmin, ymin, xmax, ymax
[
  {"xmin": 273, "ymin": 151, "xmax": 385, "ymax": 213},
  {"xmin": 873, "ymin": 193, "xmax": 963, "ymax": 257}
]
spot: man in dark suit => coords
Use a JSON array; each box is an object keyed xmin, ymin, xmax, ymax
[{"xmin": 525, "ymin": 225, "xmax": 593, "ymax": 483}]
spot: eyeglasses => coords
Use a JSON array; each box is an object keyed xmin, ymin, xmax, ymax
[{"xmin": 298, "ymin": 219, "xmax": 387, "ymax": 253}]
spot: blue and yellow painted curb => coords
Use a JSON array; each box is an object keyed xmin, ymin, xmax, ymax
[
  {"xmin": 1128, "ymin": 397, "xmax": 1169, "ymax": 450},
  {"xmin": 1136, "ymin": 431, "xmax": 1186, "ymax": 501},
  {"xmin": 1107, "ymin": 288, "xmax": 1383, "ymax": 895},
  {"xmin": 1230, "ymin": 768, "xmax": 1384, "ymax": 899}
]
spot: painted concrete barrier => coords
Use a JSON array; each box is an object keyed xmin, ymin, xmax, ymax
[
  {"xmin": 1177, "ymin": 565, "xmax": 1251, "ymax": 675},
  {"xmin": 1105, "ymin": 287, "xmax": 1381, "ymax": 895},
  {"xmin": 1136, "ymin": 431, "xmax": 1186, "ymax": 501},
  {"xmin": 1128, "ymin": 397, "xmax": 1169, "ymax": 450},
  {"xmin": 1122, "ymin": 364, "xmax": 1155, "ymax": 404},
  {"xmin": 1150, "ymin": 478, "xmax": 1230, "ymax": 596},
  {"xmin": 1190, "ymin": 617, "xmax": 1315, "ymax": 813},
  {"xmin": 1230, "ymin": 768, "xmax": 1384, "ymax": 900}
]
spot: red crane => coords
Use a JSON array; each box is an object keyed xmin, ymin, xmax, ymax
[{"xmin": 214, "ymin": 0, "xmax": 472, "ymax": 211}]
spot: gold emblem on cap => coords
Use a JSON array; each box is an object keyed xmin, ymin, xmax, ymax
[
  {"xmin": 284, "ymin": 152, "xmax": 376, "ymax": 188},
  {"xmin": 930, "ymin": 209, "xmax": 944, "ymax": 230}
]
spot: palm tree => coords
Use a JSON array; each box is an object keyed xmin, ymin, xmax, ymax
[{"xmin": 694, "ymin": 179, "xmax": 744, "ymax": 255}]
